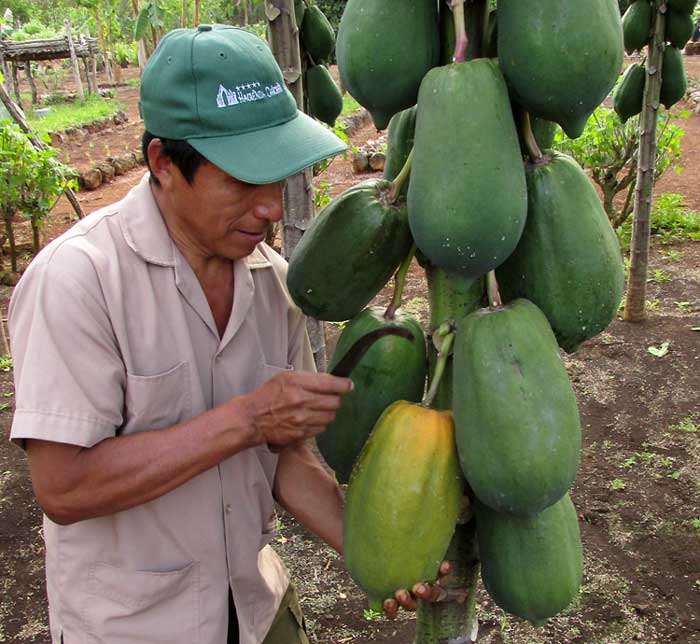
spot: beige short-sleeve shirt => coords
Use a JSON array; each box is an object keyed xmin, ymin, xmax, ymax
[{"xmin": 9, "ymin": 173, "xmax": 315, "ymax": 644}]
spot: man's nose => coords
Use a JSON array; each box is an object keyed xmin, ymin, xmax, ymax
[{"xmin": 254, "ymin": 182, "xmax": 284, "ymax": 222}]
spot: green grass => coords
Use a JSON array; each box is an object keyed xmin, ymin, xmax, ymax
[
  {"xmin": 617, "ymin": 193, "xmax": 700, "ymax": 250},
  {"xmin": 27, "ymin": 95, "xmax": 126, "ymax": 137},
  {"xmin": 341, "ymin": 92, "xmax": 360, "ymax": 116}
]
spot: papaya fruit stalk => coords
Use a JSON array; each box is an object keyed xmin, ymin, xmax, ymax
[
  {"xmin": 384, "ymin": 243, "xmax": 417, "ymax": 320},
  {"xmin": 520, "ymin": 110, "xmax": 545, "ymax": 164},
  {"xmin": 451, "ymin": 0, "xmax": 468, "ymax": 63},
  {"xmin": 388, "ymin": 147, "xmax": 413, "ymax": 203},
  {"xmin": 486, "ymin": 270, "xmax": 502, "ymax": 309},
  {"xmin": 423, "ymin": 324, "xmax": 455, "ymax": 408}
]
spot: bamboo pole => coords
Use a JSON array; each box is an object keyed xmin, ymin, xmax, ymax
[
  {"xmin": 265, "ymin": 0, "xmax": 326, "ymax": 371},
  {"xmin": 0, "ymin": 82, "xmax": 85, "ymax": 220},
  {"xmin": 65, "ymin": 20, "xmax": 85, "ymax": 101},
  {"xmin": 624, "ymin": 0, "xmax": 666, "ymax": 321}
]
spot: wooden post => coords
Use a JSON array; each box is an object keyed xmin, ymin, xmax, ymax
[
  {"xmin": 0, "ymin": 50, "xmax": 11, "ymax": 95},
  {"xmin": 91, "ymin": 53, "xmax": 98, "ymax": 94},
  {"xmin": 81, "ymin": 50, "xmax": 92, "ymax": 95},
  {"xmin": 0, "ymin": 82, "xmax": 85, "ymax": 220},
  {"xmin": 624, "ymin": 0, "xmax": 666, "ymax": 322},
  {"xmin": 25, "ymin": 61, "xmax": 38, "ymax": 105},
  {"xmin": 265, "ymin": 0, "xmax": 327, "ymax": 371},
  {"xmin": 11, "ymin": 62, "xmax": 22, "ymax": 108},
  {"xmin": 65, "ymin": 20, "xmax": 85, "ymax": 101}
]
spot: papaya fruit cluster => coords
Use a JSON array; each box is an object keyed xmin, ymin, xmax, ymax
[
  {"xmin": 615, "ymin": 0, "xmax": 695, "ymax": 122},
  {"xmin": 297, "ymin": 0, "xmax": 343, "ymax": 126},
  {"xmin": 287, "ymin": 0, "xmax": 627, "ymax": 627}
]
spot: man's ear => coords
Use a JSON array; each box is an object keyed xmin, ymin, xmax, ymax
[{"xmin": 146, "ymin": 138, "xmax": 175, "ymax": 189}]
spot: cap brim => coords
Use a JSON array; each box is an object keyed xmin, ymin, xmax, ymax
[{"xmin": 187, "ymin": 111, "xmax": 347, "ymax": 184}]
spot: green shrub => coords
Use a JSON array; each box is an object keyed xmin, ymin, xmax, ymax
[
  {"xmin": 0, "ymin": 121, "xmax": 76, "ymax": 270},
  {"xmin": 553, "ymin": 104, "xmax": 685, "ymax": 229},
  {"xmin": 617, "ymin": 193, "xmax": 700, "ymax": 250}
]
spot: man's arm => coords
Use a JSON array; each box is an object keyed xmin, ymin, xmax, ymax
[
  {"xmin": 26, "ymin": 372, "xmax": 351, "ymax": 526},
  {"xmin": 273, "ymin": 441, "xmax": 344, "ymax": 553}
]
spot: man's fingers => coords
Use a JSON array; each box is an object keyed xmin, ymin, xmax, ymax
[
  {"xmin": 395, "ymin": 589, "xmax": 417, "ymax": 611},
  {"xmin": 292, "ymin": 372, "xmax": 354, "ymax": 395},
  {"xmin": 412, "ymin": 582, "xmax": 446, "ymax": 603},
  {"xmin": 383, "ymin": 598, "xmax": 398, "ymax": 619},
  {"xmin": 438, "ymin": 560, "xmax": 452, "ymax": 578}
]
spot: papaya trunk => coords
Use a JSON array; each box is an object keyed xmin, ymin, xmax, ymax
[
  {"xmin": 414, "ymin": 5, "xmax": 487, "ymax": 639},
  {"xmin": 266, "ymin": 0, "xmax": 327, "ymax": 369},
  {"xmin": 415, "ymin": 521, "xmax": 480, "ymax": 642},
  {"xmin": 416, "ymin": 266, "xmax": 482, "ymax": 643},
  {"xmin": 624, "ymin": 0, "xmax": 665, "ymax": 322}
]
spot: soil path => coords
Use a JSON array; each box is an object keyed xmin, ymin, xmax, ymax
[{"xmin": 0, "ymin": 58, "xmax": 699, "ymax": 644}]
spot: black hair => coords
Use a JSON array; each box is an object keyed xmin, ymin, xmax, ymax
[{"xmin": 142, "ymin": 131, "xmax": 207, "ymax": 186}]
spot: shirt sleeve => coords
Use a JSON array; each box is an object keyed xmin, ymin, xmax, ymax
[{"xmin": 9, "ymin": 255, "xmax": 125, "ymax": 449}]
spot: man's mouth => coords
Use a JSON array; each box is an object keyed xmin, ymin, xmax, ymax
[{"xmin": 239, "ymin": 230, "xmax": 266, "ymax": 243}]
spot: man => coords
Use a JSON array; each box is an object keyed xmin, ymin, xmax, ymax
[{"xmin": 9, "ymin": 24, "xmax": 446, "ymax": 644}]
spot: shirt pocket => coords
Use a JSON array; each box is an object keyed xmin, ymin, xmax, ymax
[
  {"xmin": 123, "ymin": 362, "xmax": 192, "ymax": 434},
  {"xmin": 255, "ymin": 361, "xmax": 294, "ymax": 389},
  {"xmin": 84, "ymin": 561, "xmax": 199, "ymax": 644}
]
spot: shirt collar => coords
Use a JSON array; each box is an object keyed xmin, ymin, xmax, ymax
[{"xmin": 120, "ymin": 173, "xmax": 273, "ymax": 271}]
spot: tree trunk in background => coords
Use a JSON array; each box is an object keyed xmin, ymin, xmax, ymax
[
  {"xmin": 194, "ymin": 0, "xmax": 201, "ymax": 26},
  {"xmin": 265, "ymin": 0, "xmax": 327, "ymax": 371},
  {"xmin": 94, "ymin": 9, "xmax": 114, "ymax": 83},
  {"xmin": 624, "ymin": 0, "xmax": 666, "ymax": 321},
  {"xmin": 65, "ymin": 20, "xmax": 85, "ymax": 101}
]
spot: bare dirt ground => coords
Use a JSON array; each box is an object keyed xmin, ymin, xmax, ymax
[{"xmin": 1, "ymin": 57, "xmax": 699, "ymax": 644}]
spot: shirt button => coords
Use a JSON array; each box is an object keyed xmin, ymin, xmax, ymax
[{"xmin": 225, "ymin": 504, "xmax": 232, "ymax": 514}]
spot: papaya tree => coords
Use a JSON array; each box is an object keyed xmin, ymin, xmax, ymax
[
  {"xmin": 273, "ymin": 0, "xmax": 626, "ymax": 641},
  {"xmin": 622, "ymin": 0, "xmax": 694, "ymax": 321}
]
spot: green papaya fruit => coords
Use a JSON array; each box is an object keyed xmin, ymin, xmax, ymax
[
  {"xmin": 666, "ymin": 10, "xmax": 695, "ymax": 49},
  {"xmin": 336, "ymin": 0, "xmax": 439, "ymax": 130},
  {"xmin": 301, "ymin": 5, "xmax": 336, "ymax": 63},
  {"xmin": 306, "ymin": 64, "xmax": 343, "ymax": 126},
  {"xmin": 622, "ymin": 0, "xmax": 653, "ymax": 53},
  {"xmin": 484, "ymin": 10, "xmax": 498, "ymax": 58},
  {"xmin": 294, "ymin": 0, "xmax": 306, "ymax": 31},
  {"xmin": 317, "ymin": 307, "xmax": 427, "ymax": 483},
  {"xmin": 613, "ymin": 63, "xmax": 646, "ymax": 122},
  {"xmin": 344, "ymin": 401, "xmax": 462, "ymax": 612},
  {"xmin": 496, "ymin": 153, "xmax": 625, "ymax": 353},
  {"xmin": 476, "ymin": 494, "xmax": 583, "ymax": 625},
  {"xmin": 660, "ymin": 45, "xmax": 688, "ymax": 108},
  {"xmin": 383, "ymin": 106, "xmax": 417, "ymax": 198},
  {"xmin": 668, "ymin": 0, "xmax": 697, "ymax": 13},
  {"xmin": 498, "ymin": 0, "xmax": 624, "ymax": 138},
  {"xmin": 287, "ymin": 179, "xmax": 413, "ymax": 321},
  {"xmin": 408, "ymin": 60, "xmax": 526, "ymax": 278},
  {"xmin": 453, "ymin": 299, "xmax": 581, "ymax": 516}
]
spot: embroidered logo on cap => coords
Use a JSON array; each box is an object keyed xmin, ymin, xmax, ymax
[{"xmin": 216, "ymin": 81, "xmax": 284, "ymax": 108}]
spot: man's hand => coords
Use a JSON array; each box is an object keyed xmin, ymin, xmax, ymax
[
  {"xmin": 382, "ymin": 561, "xmax": 452, "ymax": 618},
  {"xmin": 243, "ymin": 372, "xmax": 353, "ymax": 449}
]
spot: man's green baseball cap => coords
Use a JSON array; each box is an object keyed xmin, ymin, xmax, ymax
[{"xmin": 139, "ymin": 24, "xmax": 346, "ymax": 184}]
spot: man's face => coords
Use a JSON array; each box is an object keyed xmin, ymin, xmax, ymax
[{"xmin": 161, "ymin": 155, "xmax": 284, "ymax": 261}]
